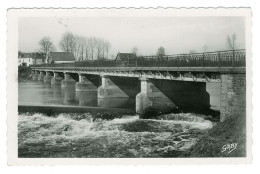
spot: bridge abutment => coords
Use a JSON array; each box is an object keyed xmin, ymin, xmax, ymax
[
  {"xmin": 136, "ymin": 77, "xmax": 176, "ymax": 114},
  {"xmin": 220, "ymin": 74, "xmax": 246, "ymax": 122},
  {"xmin": 61, "ymin": 73, "xmax": 77, "ymax": 88},
  {"xmin": 98, "ymin": 75, "xmax": 129, "ymax": 99},
  {"xmin": 76, "ymin": 74, "xmax": 97, "ymax": 92}
]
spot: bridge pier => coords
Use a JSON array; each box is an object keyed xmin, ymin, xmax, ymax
[
  {"xmin": 220, "ymin": 74, "xmax": 246, "ymax": 122},
  {"xmin": 136, "ymin": 77, "xmax": 176, "ymax": 114},
  {"xmin": 76, "ymin": 74, "xmax": 97, "ymax": 92},
  {"xmin": 43, "ymin": 71, "xmax": 53, "ymax": 83},
  {"xmin": 61, "ymin": 73, "xmax": 76, "ymax": 88},
  {"xmin": 32, "ymin": 71, "xmax": 39, "ymax": 80},
  {"xmin": 38, "ymin": 71, "xmax": 45, "ymax": 81},
  {"xmin": 98, "ymin": 75, "xmax": 129, "ymax": 99},
  {"xmin": 51, "ymin": 72, "xmax": 63, "ymax": 85}
]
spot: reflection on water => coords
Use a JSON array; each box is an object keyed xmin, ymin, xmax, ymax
[
  {"xmin": 18, "ymin": 81, "xmax": 135, "ymax": 110},
  {"xmin": 18, "ymin": 81, "xmax": 220, "ymax": 111},
  {"xmin": 76, "ymin": 91, "xmax": 97, "ymax": 106}
]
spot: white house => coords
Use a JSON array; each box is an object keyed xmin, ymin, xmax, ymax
[
  {"xmin": 18, "ymin": 52, "xmax": 46, "ymax": 66},
  {"xmin": 18, "ymin": 53, "xmax": 33, "ymax": 66}
]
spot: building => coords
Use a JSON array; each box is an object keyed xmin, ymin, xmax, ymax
[
  {"xmin": 18, "ymin": 52, "xmax": 46, "ymax": 66},
  {"xmin": 115, "ymin": 52, "xmax": 137, "ymax": 61},
  {"xmin": 18, "ymin": 53, "xmax": 33, "ymax": 66},
  {"xmin": 48, "ymin": 52, "xmax": 75, "ymax": 63},
  {"xmin": 32, "ymin": 52, "xmax": 46, "ymax": 65}
]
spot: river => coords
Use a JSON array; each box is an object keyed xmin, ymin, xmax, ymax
[
  {"xmin": 18, "ymin": 81, "xmax": 135, "ymax": 113},
  {"xmin": 18, "ymin": 81, "xmax": 220, "ymax": 112},
  {"xmin": 18, "ymin": 81, "xmax": 218, "ymax": 158}
]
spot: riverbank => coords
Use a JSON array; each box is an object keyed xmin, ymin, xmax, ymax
[
  {"xmin": 18, "ymin": 66, "xmax": 32, "ymax": 82},
  {"xmin": 185, "ymin": 113, "xmax": 246, "ymax": 157}
]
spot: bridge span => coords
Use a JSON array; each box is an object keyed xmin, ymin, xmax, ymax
[{"xmin": 31, "ymin": 50, "xmax": 246, "ymax": 121}]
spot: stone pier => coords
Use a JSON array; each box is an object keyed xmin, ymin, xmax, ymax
[
  {"xmin": 32, "ymin": 71, "xmax": 39, "ymax": 80},
  {"xmin": 220, "ymin": 74, "xmax": 246, "ymax": 122},
  {"xmin": 76, "ymin": 74, "xmax": 97, "ymax": 92},
  {"xmin": 98, "ymin": 75, "xmax": 128, "ymax": 99},
  {"xmin": 43, "ymin": 71, "xmax": 53, "ymax": 83},
  {"xmin": 38, "ymin": 71, "xmax": 45, "ymax": 81},
  {"xmin": 136, "ymin": 77, "xmax": 176, "ymax": 114},
  {"xmin": 51, "ymin": 72, "xmax": 63, "ymax": 85},
  {"xmin": 61, "ymin": 73, "xmax": 76, "ymax": 88}
]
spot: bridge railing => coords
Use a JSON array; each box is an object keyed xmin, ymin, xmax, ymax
[{"xmin": 31, "ymin": 49, "xmax": 245, "ymax": 69}]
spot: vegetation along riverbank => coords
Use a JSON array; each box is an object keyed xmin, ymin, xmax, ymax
[{"xmin": 18, "ymin": 66, "xmax": 32, "ymax": 82}]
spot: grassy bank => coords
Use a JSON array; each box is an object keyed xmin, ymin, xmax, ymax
[
  {"xmin": 18, "ymin": 66, "xmax": 31, "ymax": 82},
  {"xmin": 184, "ymin": 114, "xmax": 246, "ymax": 157}
]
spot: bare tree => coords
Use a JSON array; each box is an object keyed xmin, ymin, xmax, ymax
[
  {"xmin": 157, "ymin": 47, "xmax": 166, "ymax": 56},
  {"xmin": 88, "ymin": 37, "xmax": 98, "ymax": 60},
  {"xmin": 104, "ymin": 41, "xmax": 111, "ymax": 59},
  {"xmin": 74, "ymin": 35, "xmax": 87, "ymax": 61},
  {"xmin": 59, "ymin": 32, "xmax": 76, "ymax": 52},
  {"xmin": 96, "ymin": 39, "xmax": 105, "ymax": 60},
  {"xmin": 226, "ymin": 33, "xmax": 239, "ymax": 50},
  {"xmin": 39, "ymin": 36, "xmax": 56, "ymax": 55},
  {"xmin": 84, "ymin": 38, "xmax": 90, "ymax": 60}
]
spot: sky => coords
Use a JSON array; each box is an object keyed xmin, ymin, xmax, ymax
[{"xmin": 18, "ymin": 16, "xmax": 245, "ymax": 56}]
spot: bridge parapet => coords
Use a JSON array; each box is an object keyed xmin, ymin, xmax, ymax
[{"xmin": 32, "ymin": 49, "xmax": 245, "ymax": 69}]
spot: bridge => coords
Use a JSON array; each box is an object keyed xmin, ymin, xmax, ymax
[{"xmin": 31, "ymin": 49, "xmax": 246, "ymax": 121}]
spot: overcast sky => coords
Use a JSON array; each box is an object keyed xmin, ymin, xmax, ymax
[{"xmin": 19, "ymin": 16, "xmax": 245, "ymax": 56}]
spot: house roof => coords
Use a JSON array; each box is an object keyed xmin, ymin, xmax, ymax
[
  {"xmin": 21, "ymin": 53, "xmax": 33, "ymax": 58},
  {"xmin": 115, "ymin": 53, "xmax": 137, "ymax": 61},
  {"xmin": 19, "ymin": 52, "xmax": 45, "ymax": 59},
  {"xmin": 50, "ymin": 52, "xmax": 75, "ymax": 61},
  {"xmin": 32, "ymin": 53, "xmax": 45, "ymax": 59}
]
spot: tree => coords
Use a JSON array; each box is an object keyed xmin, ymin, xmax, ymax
[
  {"xmin": 226, "ymin": 33, "xmax": 239, "ymax": 50},
  {"xmin": 157, "ymin": 47, "xmax": 165, "ymax": 56},
  {"xmin": 131, "ymin": 47, "xmax": 138, "ymax": 55},
  {"xmin": 88, "ymin": 37, "xmax": 98, "ymax": 60},
  {"xmin": 39, "ymin": 36, "xmax": 55, "ymax": 56},
  {"xmin": 96, "ymin": 39, "xmax": 104, "ymax": 60},
  {"xmin": 74, "ymin": 35, "xmax": 86, "ymax": 61},
  {"xmin": 59, "ymin": 32, "xmax": 76, "ymax": 52},
  {"xmin": 104, "ymin": 41, "xmax": 111, "ymax": 59}
]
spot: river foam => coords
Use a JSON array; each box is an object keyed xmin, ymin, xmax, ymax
[{"xmin": 18, "ymin": 113, "xmax": 213, "ymax": 158}]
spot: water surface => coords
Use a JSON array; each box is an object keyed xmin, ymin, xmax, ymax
[{"xmin": 18, "ymin": 81, "xmax": 135, "ymax": 111}]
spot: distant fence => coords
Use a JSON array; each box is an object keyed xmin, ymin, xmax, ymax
[{"xmin": 32, "ymin": 49, "xmax": 246, "ymax": 69}]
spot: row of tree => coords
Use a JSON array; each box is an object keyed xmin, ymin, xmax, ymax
[
  {"xmin": 131, "ymin": 33, "xmax": 240, "ymax": 57},
  {"xmin": 59, "ymin": 32, "xmax": 111, "ymax": 60},
  {"xmin": 38, "ymin": 32, "xmax": 240, "ymax": 61},
  {"xmin": 39, "ymin": 32, "xmax": 111, "ymax": 61}
]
